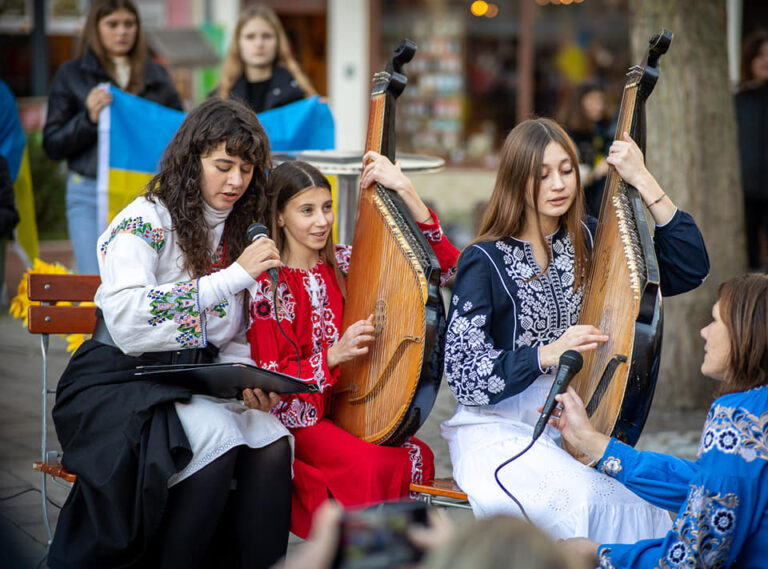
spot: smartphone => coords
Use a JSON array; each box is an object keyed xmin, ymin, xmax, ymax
[{"xmin": 331, "ymin": 501, "xmax": 429, "ymax": 569}]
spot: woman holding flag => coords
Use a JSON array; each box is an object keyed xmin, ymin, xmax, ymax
[{"xmin": 43, "ymin": 0, "xmax": 182, "ymax": 275}]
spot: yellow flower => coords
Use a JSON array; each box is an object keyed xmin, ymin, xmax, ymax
[
  {"xmin": 9, "ymin": 259, "xmax": 76, "ymax": 330},
  {"xmin": 65, "ymin": 334, "xmax": 88, "ymax": 353}
]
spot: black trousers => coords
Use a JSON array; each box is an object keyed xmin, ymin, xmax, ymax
[{"xmin": 147, "ymin": 437, "xmax": 292, "ymax": 569}]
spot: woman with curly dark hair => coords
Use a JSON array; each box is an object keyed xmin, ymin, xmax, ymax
[{"xmin": 48, "ymin": 98, "xmax": 291, "ymax": 569}]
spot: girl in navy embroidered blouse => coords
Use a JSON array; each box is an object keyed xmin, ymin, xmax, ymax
[
  {"xmin": 444, "ymin": 118, "xmax": 709, "ymax": 407},
  {"xmin": 554, "ymin": 273, "xmax": 768, "ymax": 568}
]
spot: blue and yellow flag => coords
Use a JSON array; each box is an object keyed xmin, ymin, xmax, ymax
[
  {"xmin": 97, "ymin": 86, "xmax": 334, "ymax": 230},
  {"xmin": 0, "ymin": 79, "xmax": 39, "ymax": 266}
]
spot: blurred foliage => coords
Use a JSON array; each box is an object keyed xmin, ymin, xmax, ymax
[{"xmin": 26, "ymin": 130, "xmax": 68, "ymax": 240}]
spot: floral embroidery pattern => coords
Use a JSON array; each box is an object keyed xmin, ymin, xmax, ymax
[
  {"xmin": 334, "ymin": 244, "xmax": 352, "ymax": 276},
  {"xmin": 698, "ymin": 401, "xmax": 768, "ymax": 463},
  {"xmin": 440, "ymin": 265, "xmax": 457, "ymax": 287},
  {"xmin": 249, "ymin": 280, "xmax": 296, "ymax": 323},
  {"xmin": 444, "ymin": 307, "xmax": 505, "ymax": 405},
  {"xmin": 206, "ymin": 299, "xmax": 228, "ymax": 319},
  {"xmin": 421, "ymin": 227, "xmax": 443, "ymax": 242},
  {"xmin": 147, "ymin": 280, "xmax": 203, "ymax": 348},
  {"xmin": 100, "ymin": 216, "xmax": 165, "ymax": 257},
  {"xmin": 655, "ymin": 485, "xmax": 738, "ymax": 569},
  {"xmin": 303, "ymin": 267, "xmax": 339, "ymax": 360},
  {"xmin": 403, "ymin": 439, "xmax": 425, "ymax": 499},
  {"xmin": 496, "ymin": 235, "xmax": 582, "ymax": 351},
  {"xmin": 445, "ymin": 235, "xmax": 585, "ymax": 407},
  {"xmin": 598, "ymin": 549, "xmax": 616, "ymax": 568},
  {"xmin": 600, "ymin": 456, "xmax": 623, "ymax": 477},
  {"xmin": 272, "ymin": 397, "xmax": 319, "ymax": 428}
]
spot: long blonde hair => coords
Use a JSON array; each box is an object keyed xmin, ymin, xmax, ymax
[
  {"xmin": 471, "ymin": 118, "xmax": 589, "ymax": 291},
  {"xmin": 218, "ymin": 5, "xmax": 317, "ymax": 99},
  {"xmin": 78, "ymin": 0, "xmax": 147, "ymax": 95}
]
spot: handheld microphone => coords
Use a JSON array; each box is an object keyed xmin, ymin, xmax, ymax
[
  {"xmin": 532, "ymin": 350, "xmax": 583, "ymax": 441},
  {"xmin": 247, "ymin": 222, "xmax": 279, "ymax": 283}
]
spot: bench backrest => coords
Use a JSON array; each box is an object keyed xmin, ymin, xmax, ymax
[{"xmin": 27, "ymin": 273, "xmax": 101, "ymax": 335}]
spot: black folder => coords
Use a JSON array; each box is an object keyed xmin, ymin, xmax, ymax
[{"xmin": 134, "ymin": 362, "xmax": 319, "ymax": 399}]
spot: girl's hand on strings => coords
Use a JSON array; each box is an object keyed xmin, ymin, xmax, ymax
[{"xmin": 327, "ymin": 315, "xmax": 375, "ymax": 369}]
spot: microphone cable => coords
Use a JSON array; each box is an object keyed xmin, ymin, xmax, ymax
[
  {"xmin": 270, "ymin": 274, "xmax": 301, "ymax": 380},
  {"xmin": 493, "ymin": 436, "xmax": 536, "ymax": 524}
]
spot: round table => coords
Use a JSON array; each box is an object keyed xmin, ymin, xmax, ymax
[{"xmin": 272, "ymin": 151, "xmax": 445, "ymax": 245}]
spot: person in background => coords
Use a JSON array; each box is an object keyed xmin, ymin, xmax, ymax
[
  {"xmin": 735, "ymin": 29, "xmax": 768, "ymax": 271},
  {"xmin": 49, "ymin": 98, "xmax": 291, "ymax": 569},
  {"xmin": 440, "ymin": 118, "xmax": 710, "ymax": 543},
  {"xmin": 217, "ymin": 4, "xmax": 316, "ymax": 114},
  {"xmin": 244, "ymin": 158, "xmax": 459, "ymax": 538},
  {"xmin": 559, "ymin": 83, "xmax": 614, "ymax": 218},
  {"xmin": 43, "ymin": 0, "xmax": 182, "ymax": 275},
  {"xmin": 556, "ymin": 273, "xmax": 768, "ymax": 568}
]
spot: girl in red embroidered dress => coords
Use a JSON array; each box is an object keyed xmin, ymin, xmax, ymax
[{"xmin": 244, "ymin": 156, "xmax": 459, "ymax": 538}]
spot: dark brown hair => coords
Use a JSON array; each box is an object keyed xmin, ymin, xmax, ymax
[
  {"xmin": 79, "ymin": 0, "xmax": 147, "ymax": 95},
  {"xmin": 740, "ymin": 29, "xmax": 768, "ymax": 88},
  {"xmin": 266, "ymin": 161, "xmax": 344, "ymax": 290},
  {"xmin": 145, "ymin": 97, "xmax": 271, "ymax": 278},
  {"xmin": 471, "ymin": 118, "xmax": 589, "ymax": 290},
  {"xmin": 558, "ymin": 82, "xmax": 606, "ymax": 134},
  {"xmin": 716, "ymin": 273, "xmax": 768, "ymax": 395},
  {"xmin": 218, "ymin": 5, "xmax": 316, "ymax": 99}
]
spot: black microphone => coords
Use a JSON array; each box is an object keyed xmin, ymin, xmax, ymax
[
  {"xmin": 532, "ymin": 350, "xmax": 583, "ymax": 441},
  {"xmin": 247, "ymin": 222, "xmax": 279, "ymax": 283}
]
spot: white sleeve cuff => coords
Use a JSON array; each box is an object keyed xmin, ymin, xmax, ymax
[{"xmin": 198, "ymin": 262, "xmax": 255, "ymax": 310}]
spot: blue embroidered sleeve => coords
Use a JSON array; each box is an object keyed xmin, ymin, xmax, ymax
[
  {"xmin": 444, "ymin": 246, "xmax": 542, "ymax": 406},
  {"xmin": 598, "ymin": 394, "xmax": 768, "ymax": 568},
  {"xmin": 597, "ymin": 438, "xmax": 696, "ymax": 512},
  {"xmin": 654, "ymin": 209, "xmax": 709, "ymax": 296}
]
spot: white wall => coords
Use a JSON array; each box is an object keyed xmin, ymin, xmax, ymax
[{"xmin": 327, "ymin": 0, "xmax": 370, "ymax": 151}]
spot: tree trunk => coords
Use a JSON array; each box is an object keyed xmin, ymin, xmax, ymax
[{"xmin": 630, "ymin": 1, "xmax": 745, "ymax": 410}]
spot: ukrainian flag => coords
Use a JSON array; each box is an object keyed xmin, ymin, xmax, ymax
[
  {"xmin": 97, "ymin": 86, "xmax": 334, "ymax": 231},
  {"xmin": 0, "ymin": 80, "xmax": 39, "ymax": 266}
]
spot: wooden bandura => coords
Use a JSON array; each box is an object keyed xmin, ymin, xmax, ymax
[
  {"xmin": 331, "ymin": 40, "xmax": 446, "ymax": 446},
  {"xmin": 563, "ymin": 30, "xmax": 673, "ymax": 464}
]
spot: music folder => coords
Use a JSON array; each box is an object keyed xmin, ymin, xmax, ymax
[{"xmin": 134, "ymin": 362, "xmax": 319, "ymax": 399}]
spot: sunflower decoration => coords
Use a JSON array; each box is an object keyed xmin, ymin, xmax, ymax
[{"xmin": 9, "ymin": 259, "xmax": 95, "ymax": 353}]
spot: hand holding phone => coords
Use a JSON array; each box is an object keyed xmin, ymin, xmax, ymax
[{"xmin": 331, "ymin": 501, "xmax": 429, "ymax": 569}]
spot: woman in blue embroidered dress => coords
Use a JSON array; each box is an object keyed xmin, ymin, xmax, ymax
[
  {"xmin": 555, "ymin": 273, "xmax": 768, "ymax": 568},
  {"xmin": 49, "ymin": 98, "xmax": 292, "ymax": 569},
  {"xmin": 440, "ymin": 118, "xmax": 710, "ymax": 543}
]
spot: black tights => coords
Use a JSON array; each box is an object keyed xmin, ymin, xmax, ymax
[{"xmin": 150, "ymin": 437, "xmax": 292, "ymax": 569}]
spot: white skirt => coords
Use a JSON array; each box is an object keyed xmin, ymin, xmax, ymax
[
  {"xmin": 168, "ymin": 395, "xmax": 292, "ymax": 486},
  {"xmin": 441, "ymin": 374, "xmax": 672, "ymax": 543}
]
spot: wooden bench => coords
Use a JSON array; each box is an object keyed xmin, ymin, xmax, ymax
[
  {"xmin": 410, "ymin": 478, "xmax": 471, "ymax": 509},
  {"xmin": 27, "ymin": 272, "xmax": 100, "ymax": 543}
]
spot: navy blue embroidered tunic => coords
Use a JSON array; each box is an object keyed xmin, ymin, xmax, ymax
[
  {"xmin": 444, "ymin": 209, "xmax": 709, "ymax": 407},
  {"xmin": 597, "ymin": 385, "xmax": 768, "ymax": 568}
]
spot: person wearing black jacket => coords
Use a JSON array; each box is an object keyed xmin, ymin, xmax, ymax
[
  {"xmin": 215, "ymin": 5, "xmax": 316, "ymax": 114},
  {"xmin": 43, "ymin": 0, "xmax": 181, "ymax": 275},
  {"xmin": 735, "ymin": 29, "xmax": 768, "ymax": 271}
]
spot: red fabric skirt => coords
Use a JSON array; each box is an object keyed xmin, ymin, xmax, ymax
[{"xmin": 289, "ymin": 418, "xmax": 435, "ymax": 538}]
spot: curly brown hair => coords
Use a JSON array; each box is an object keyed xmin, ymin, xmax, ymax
[{"xmin": 145, "ymin": 97, "xmax": 271, "ymax": 278}]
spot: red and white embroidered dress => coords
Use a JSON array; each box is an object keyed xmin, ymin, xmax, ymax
[{"xmin": 246, "ymin": 211, "xmax": 458, "ymax": 537}]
